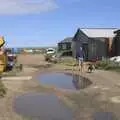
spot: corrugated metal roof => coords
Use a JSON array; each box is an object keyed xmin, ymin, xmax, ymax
[
  {"xmin": 81, "ymin": 28, "xmax": 118, "ymax": 38},
  {"xmin": 58, "ymin": 37, "xmax": 73, "ymax": 43}
]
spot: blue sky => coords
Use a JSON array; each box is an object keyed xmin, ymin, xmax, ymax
[{"xmin": 0, "ymin": 0, "xmax": 120, "ymax": 47}]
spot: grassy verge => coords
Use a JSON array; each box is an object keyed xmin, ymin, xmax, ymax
[
  {"xmin": 0, "ymin": 80, "xmax": 7, "ymax": 97},
  {"xmin": 57, "ymin": 58, "xmax": 76, "ymax": 66},
  {"xmin": 96, "ymin": 60, "xmax": 120, "ymax": 72},
  {"xmin": 2, "ymin": 71, "xmax": 17, "ymax": 77}
]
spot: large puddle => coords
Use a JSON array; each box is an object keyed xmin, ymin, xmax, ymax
[
  {"xmin": 14, "ymin": 73, "xmax": 92, "ymax": 119},
  {"xmin": 93, "ymin": 112, "xmax": 117, "ymax": 120},
  {"xmin": 35, "ymin": 72, "xmax": 92, "ymax": 90},
  {"xmin": 14, "ymin": 93, "xmax": 72, "ymax": 120}
]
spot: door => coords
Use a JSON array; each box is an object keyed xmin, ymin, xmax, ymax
[{"xmin": 82, "ymin": 43, "xmax": 88, "ymax": 61}]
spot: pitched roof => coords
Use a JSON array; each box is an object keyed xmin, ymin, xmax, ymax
[
  {"xmin": 58, "ymin": 37, "xmax": 73, "ymax": 43},
  {"xmin": 81, "ymin": 28, "xmax": 118, "ymax": 38},
  {"xmin": 114, "ymin": 29, "xmax": 120, "ymax": 34},
  {"xmin": 72, "ymin": 28, "xmax": 89, "ymax": 43}
]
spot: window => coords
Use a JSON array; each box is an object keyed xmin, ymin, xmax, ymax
[{"xmin": 62, "ymin": 44, "xmax": 67, "ymax": 50}]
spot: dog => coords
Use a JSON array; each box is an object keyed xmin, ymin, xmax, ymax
[{"xmin": 88, "ymin": 64, "xmax": 95, "ymax": 73}]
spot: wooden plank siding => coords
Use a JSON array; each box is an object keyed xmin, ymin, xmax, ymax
[
  {"xmin": 58, "ymin": 42, "xmax": 71, "ymax": 51},
  {"xmin": 72, "ymin": 29, "xmax": 89, "ymax": 59},
  {"xmin": 72, "ymin": 28, "xmax": 112, "ymax": 61}
]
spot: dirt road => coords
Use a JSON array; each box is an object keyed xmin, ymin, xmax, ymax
[
  {"xmin": 17, "ymin": 54, "xmax": 45, "ymax": 66},
  {"xmin": 0, "ymin": 54, "xmax": 47, "ymax": 120},
  {"xmin": 0, "ymin": 54, "xmax": 120, "ymax": 120}
]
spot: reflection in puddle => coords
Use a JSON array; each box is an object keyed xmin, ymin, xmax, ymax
[
  {"xmin": 93, "ymin": 112, "xmax": 117, "ymax": 120},
  {"xmin": 35, "ymin": 72, "xmax": 92, "ymax": 90},
  {"xmin": 14, "ymin": 93, "xmax": 72, "ymax": 120},
  {"xmin": 72, "ymin": 74, "xmax": 92, "ymax": 90}
]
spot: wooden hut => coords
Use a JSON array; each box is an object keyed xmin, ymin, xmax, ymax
[{"xmin": 72, "ymin": 28, "xmax": 117, "ymax": 61}]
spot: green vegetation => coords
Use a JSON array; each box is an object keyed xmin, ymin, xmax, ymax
[
  {"xmin": 14, "ymin": 63, "xmax": 23, "ymax": 72},
  {"xmin": 3, "ymin": 63, "xmax": 23, "ymax": 77},
  {"xmin": 44, "ymin": 54, "xmax": 53, "ymax": 62},
  {"xmin": 58, "ymin": 58, "xmax": 76, "ymax": 66},
  {"xmin": 0, "ymin": 80, "xmax": 7, "ymax": 97},
  {"xmin": 96, "ymin": 60, "xmax": 120, "ymax": 72},
  {"xmin": 44, "ymin": 54, "xmax": 57, "ymax": 64},
  {"xmin": 2, "ymin": 71, "xmax": 17, "ymax": 77}
]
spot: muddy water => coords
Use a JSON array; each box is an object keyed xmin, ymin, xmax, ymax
[
  {"xmin": 93, "ymin": 112, "xmax": 117, "ymax": 120},
  {"xmin": 35, "ymin": 72, "xmax": 92, "ymax": 90},
  {"xmin": 14, "ymin": 93, "xmax": 72, "ymax": 120}
]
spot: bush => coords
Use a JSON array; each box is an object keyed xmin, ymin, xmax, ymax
[
  {"xmin": 58, "ymin": 58, "xmax": 76, "ymax": 66},
  {"xmin": 44, "ymin": 54, "xmax": 52, "ymax": 62},
  {"xmin": 44, "ymin": 54, "xmax": 57, "ymax": 64},
  {"xmin": 96, "ymin": 60, "xmax": 120, "ymax": 71},
  {"xmin": 96, "ymin": 60, "xmax": 110, "ymax": 69},
  {"xmin": 0, "ymin": 80, "xmax": 7, "ymax": 97}
]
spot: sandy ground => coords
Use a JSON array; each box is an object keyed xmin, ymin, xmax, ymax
[
  {"xmin": 0, "ymin": 54, "xmax": 120, "ymax": 120},
  {"xmin": 17, "ymin": 54, "xmax": 45, "ymax": 66},
  {"xmin": 0, "ymin": 54, "xmax": 48, "ymax": 120}
]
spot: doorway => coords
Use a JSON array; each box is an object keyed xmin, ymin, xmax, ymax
[{"xmin": 82, "ymin": 43, "xmax": 88, "ymax": 61}]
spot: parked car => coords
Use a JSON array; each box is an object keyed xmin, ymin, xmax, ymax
[{"xmin": 46, "ymin": 48, "xmax": 55, "ymax": 55}]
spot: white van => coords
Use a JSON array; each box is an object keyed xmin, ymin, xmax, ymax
[{"xmin": 46, "ymin": 48, "xmax": 55, "ymax": 55}]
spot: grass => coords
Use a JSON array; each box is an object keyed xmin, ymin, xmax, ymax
[
  {"xmin": 58, "ymin": 58, "xmax": 76, "ymax": 66},
  {"xmin": 44, "ymin": 54, "xmax": 57, "ymax": 64},
  {"xmin": 2, "ymin": 71, "xmax": 17, "ymax": 77},
  {"xmin": 0, "ymin": 80, "xmax": 7, "ymax": 97},
  {"xmin": 2, "ymin": 64, "xmax": 24, "ymax": 77},
  {"xmin": 44, "ymin": 54, "xmax": 52, "ymax": 61},
  {"xmin": 96, "ymin": 60, "xmax": 120, "ymax": 72}
]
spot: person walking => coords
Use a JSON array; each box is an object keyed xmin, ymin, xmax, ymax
[{"xmin": 76, "ymin": 47, "xmax": 84, "ymax": 72}]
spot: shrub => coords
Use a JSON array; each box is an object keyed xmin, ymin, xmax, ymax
[
  {"xmin": 96, "ymin": 60, "xmax": 120, "ymax": 72},
  {"xmin": 0, "ymin": 80, "xmax": 7, "ymax": 97},
  {"xmin": 58, "ymin": 58, "xmax": 76, "ymax": 66},
  {"xmin": 44, "ymin": 54, "xmax": 52, "ymax": 62},
  {"xmin": 44, "ymin": 54, "xmax": 58, "ymax": 64},
  {"xmin": 96, "ymin": 60, "xmax": 109, "ymax": 69}
]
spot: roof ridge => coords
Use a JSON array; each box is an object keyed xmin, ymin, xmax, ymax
[{"xmin": 80, "ymin": 28, "xmax": 118, "ymax": 29}]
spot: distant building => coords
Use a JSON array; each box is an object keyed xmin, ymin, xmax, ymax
[
  {"xmin": 72, "ymin": 28, "xmax": 117, "ymax": 60},
  {"xmin": 23, "ymin": 49, "xmax": 33, "ymax": 53},
  {"xmin": 112, "ymin": 30, "xmax": 120, "ymax": 56},
  {"xmin": 58, "ymin": 37, "xmax": 73, "ymax": 52}
]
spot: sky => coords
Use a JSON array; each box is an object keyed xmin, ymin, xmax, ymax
[{"xmin": 0, "ymin": 0, "xmax": 120, "ymax": 47}]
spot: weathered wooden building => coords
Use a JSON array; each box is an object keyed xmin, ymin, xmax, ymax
[
  {"xmin": 72, "ymin": 28, "xmax": 117, "ymax": 60},
  {"xmin": 88, "ymin": 37, "xmax": 108, "ymax": 60},
  {"xmin": 72, "ymin": 29, "xmax": 89, "ymax": 60},
  {"xmin": 112, "ymin": 30, "xmax": 120, "ymax": 56},
  {"xmin": 115, "ymin": 30, "xmax": 120, "ymax": 56},
  {"xmin": 58, "ymin": 37, "xmax": 73, "ymax": 51}
]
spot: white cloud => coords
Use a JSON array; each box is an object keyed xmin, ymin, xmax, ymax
[{"xmin": 0, "ymin": 0, "xmax": 58, "ymax": 15}]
